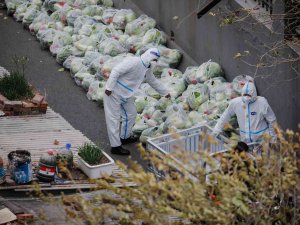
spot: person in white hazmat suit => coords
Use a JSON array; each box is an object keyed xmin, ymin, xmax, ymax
[
  {"xmin": 104, "ymin": 48, "xmax": 170, "ymax": 155},
  {"xmin": 212, "ymin": 81, "xmax": 277, "ymax": 144}
]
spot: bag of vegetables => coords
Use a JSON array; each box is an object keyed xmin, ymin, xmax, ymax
[
  {"xmin": 125, "ymin": 14, "xmax": 156, "ymax": 37},
  {"xmin": 13, "ymin": 2, "xmax": 29, "ymax": 22},
  {"xmin": 88, "ymin": 54, "xmax": 111, "ymax": 75},
  {"xmin": 56, "ymin": 45, "xmax": 73, "ymax": 64},
  {"xmin": 196, "ymin": 60, "xmax": 224, "ymax": 82},
  {"xmin": 86, "ymin": 80, "xmax": 106, "ymax": 101},
  {"xmin": 142, "ymin": 28, "xmax": 167, "ymax": 45},
  {"xmin": 132, "ymin": 117, "xmax": 149, "ymax": 136},
  {"xmin": 82, "ymin": 74, "xmax": 96, "ymax": 91},
  {"xmin": 160, "ymin": 68, "xmax": 183, "ymax": 81},
  {"xmin": 101, "ymin": 8, "xmax": 118, "ymax": 25},
  {"xmin": 66, "ymin": 9, "xmax": 82, "ymax": 26},
  {"xmin": 135, "ymin": 96, "xmax": 158, "ymax": 113},
  {"xmin": 140, "ymin": 126, "xmax": 162, "ymax": 144},
  {"xmin": 82, "ymin": 5, "xmax": 104, "ymax": 17},
  {"xmin": 164, "ymin": 78, "xmax": 186, "ymax": 98},
  {"xmin": 163, "ymin": 104, "xmax": 189, "ymax": 132},
  {"xmin": 100, "ymin": 53, "xmax": 132, "ymax": 79},
  {"xmin": 29, "ymin": 12, "xmax": 51, "ymax": 34},
  {"xmin": 155, "ymin": 97, "xmax": 173, "ymax": 112},
  {"xmin": 185, "ymin": 83, "xmax": 209, "ymax": 110},
  {"xmin": 98, "ymin": 38, "xmax": 128, "ymax": 57},
  {"xmin": 113, "ymin": 9, "xmax": 136, "ymax": 30},
  {"xmin": 50, "ymin": 31, "xmax": 73, "ymax": 56}
]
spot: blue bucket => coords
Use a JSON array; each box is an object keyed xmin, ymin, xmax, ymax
[
  {"xmin": 8, "ymin": 150, "xmax": 32, "ymax": 184},
  {"xmin": 0, "ymin": 167, "xmax": 5, "ymax": 184}
]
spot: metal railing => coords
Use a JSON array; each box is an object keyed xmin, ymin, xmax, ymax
[
  {"xmin": 254, "ymin": 0, "xmax": 273, "ymax": 14},
  {"xmin": 250, "ymin": 0, "xmax": 300, "ymax": 40}
]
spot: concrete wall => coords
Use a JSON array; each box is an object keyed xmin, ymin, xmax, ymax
[{"xmin": 114, "ymin": 0, "xmax": 300, "ymax": 130}]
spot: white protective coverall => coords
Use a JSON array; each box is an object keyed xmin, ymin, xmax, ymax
[
  {"xmin": 213, "ymin": 81, "xmax": 277, "ymax": 143},
  {"xmin": 104, "ymin": 48, "xmax": 169, "ymax": 147}
]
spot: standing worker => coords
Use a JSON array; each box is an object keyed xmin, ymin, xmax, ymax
[
  {"xmin": 104, "ymin": 48, "xmax": 170, "ymax": 155},
  {"xmin": 212, "ymin": 81, "xmax": 277, "ymax": 144}
]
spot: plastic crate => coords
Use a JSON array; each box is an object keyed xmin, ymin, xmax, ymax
[
  {"xmin": 146, "ymin": 125, "xmax": 227, "ymax": 179},
  {"xmin": 147, "ymin": 125, "xmax": 226, "ymax": 155}
]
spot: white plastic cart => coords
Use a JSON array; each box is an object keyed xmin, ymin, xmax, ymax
[{"xmin": 146, "ymin": 125, "xmax": 229, "ymax": 180}]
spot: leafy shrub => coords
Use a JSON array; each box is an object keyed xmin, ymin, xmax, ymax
[{"xmin": 37, "ymin": 127, "xmax": 300, "ymax": 225}]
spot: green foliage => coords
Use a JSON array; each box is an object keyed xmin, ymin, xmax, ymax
[
  {"xmin": 0, "ymin": 55, "xmax": 33, "ymax": 100},
  {"xmin": 12, "ymin": 55, "xmax": 29, "ymax": 75},
  {"xmin": 0, "ymin": 70, "xmax": 33, "ymax": 100},
  {"xmin": 78, "ymin": 143, "xmax": 104, "ymax": 165},
  {"xmin": 36, "ymin": 127, "xmax": 300, "ymax": 225},
  {"xmin": 220, "ymin": 16, "xmax": 235, "ymax": 26}
]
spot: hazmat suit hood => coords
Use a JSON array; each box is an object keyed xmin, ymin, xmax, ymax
[
  {"xmin": 242, "ymin": 81, "xmax": 257, "ymax": 104},
  {"xmin": 140, "ymin": 48, "xmax": 160, "ymax": 68}
]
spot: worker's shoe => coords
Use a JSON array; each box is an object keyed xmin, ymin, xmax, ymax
[
  {"xmin": 121, "ymin": 136, "xmax": 138, "ymax": 145},
  {"xmin": 111, "ymin": 146, "xmax": 130, "ymax": 155}
]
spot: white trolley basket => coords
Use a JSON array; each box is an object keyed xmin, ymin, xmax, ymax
[{"xmin": 146, "ymin": 125, "xmax": 228, "ymax": 180}]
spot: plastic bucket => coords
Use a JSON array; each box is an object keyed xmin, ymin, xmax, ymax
[
  {"xmin": 8, "ymin": 150, "xmax": 32, "ymax": 184},
  {"xmin": 0, "ymin": 167, "xmax": 5, "ymax": 184},
  {"xmin": 0, "ymin": 156, "xmax": 5, "ymax": 184}
]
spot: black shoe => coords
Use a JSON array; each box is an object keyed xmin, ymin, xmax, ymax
[
  {"xmin": 121, "ymin": 136, "xmax": 138, "ymax": 145},
  {"xmin": 111, "ymin": 146, "xmax": 130, "ymax": 155}
]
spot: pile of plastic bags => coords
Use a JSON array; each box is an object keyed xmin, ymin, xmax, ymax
[
  {"xmin": 134, "ymin": 70, "xmax": 252, "ymax": 143},
  {"xmin": 3, "ymin": 0, "xmax": 253, "ymax": 144}
]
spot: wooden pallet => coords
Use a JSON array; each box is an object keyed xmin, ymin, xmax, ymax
[
  {"xmin": 0, "ymin": 107, "xmax": 136, "ymax": 191},
  {"xmin": 0, "ymin": 108, "xmax": 86, "ymax": 163}
]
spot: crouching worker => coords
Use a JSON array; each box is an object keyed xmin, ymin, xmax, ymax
[
  {"xmin": 104, "ymin": 48, "xmax": 170, "ymax": 155},
  {"xmin": 212, "ymin": 81, "xmax": 277, "ymax": 145}
]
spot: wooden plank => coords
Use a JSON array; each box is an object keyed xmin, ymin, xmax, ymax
[
  {"xmin": 0, "ymin": 130, "xmax": 90, "ymax": 164},
  {"xmin": 0, "ymin": 164, "xmax": 137, "ymax": 191},
  {"xmin": 0, "ymin": 108, "xmax": 74, "ymax": 134},
  {"xmin": 0, "ymin": 107, "xmax": 95, "ymax": 166},
  {"xmin": 14, "ymin": 181, "xmax": 138, "ymax": 192},
  {"xmin": 15, "ymin": 184, "xmax": 100, "ymax": 191},
  {"xmin": 0, "ymin": 107, "xmax": 137, "ymax": 191},
  {"xmin": 0, "ymin": 183, "xmax": 51, "ymax": 190},
  {"xmin": 0, "ymin": 118, "xmax": 73, "ymax": 128},
  {"xmin": 2, "ymin": 201, "xmax": 25, "ymax": 214}
]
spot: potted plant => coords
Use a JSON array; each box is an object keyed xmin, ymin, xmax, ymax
[{"xmin": 77, "ymin": 143, "xmax": 115, "ymax": 179}]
